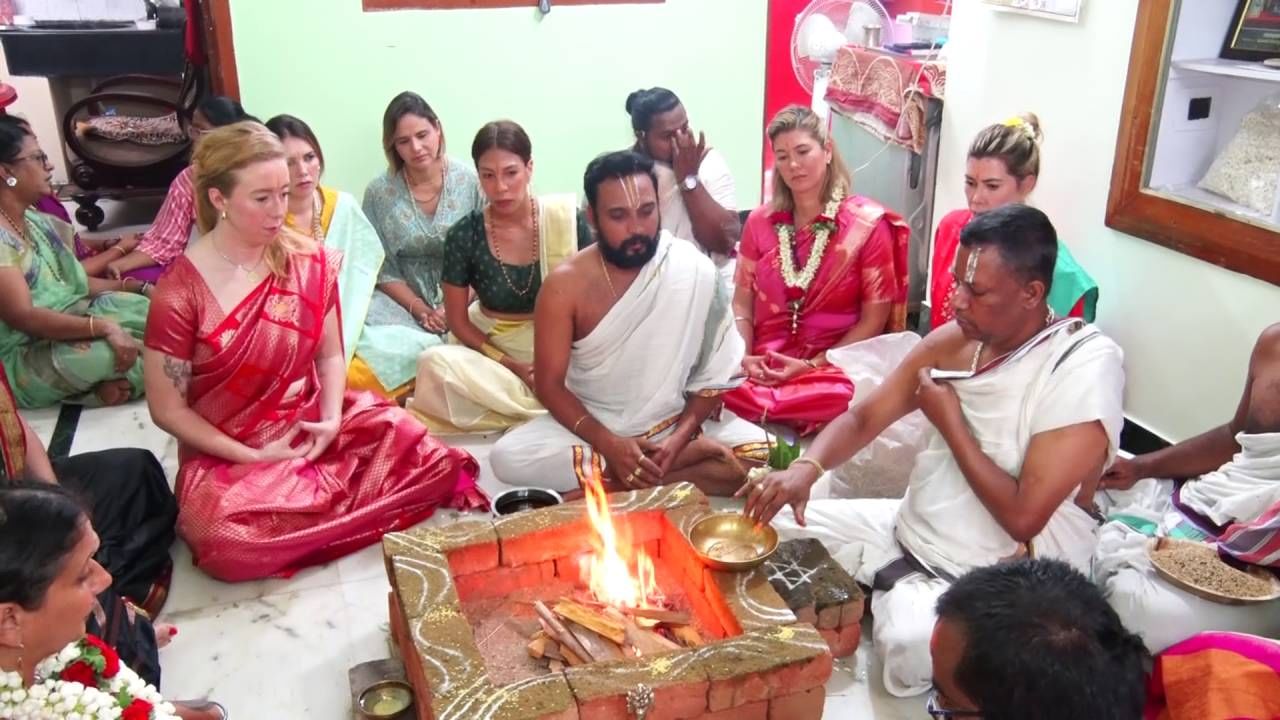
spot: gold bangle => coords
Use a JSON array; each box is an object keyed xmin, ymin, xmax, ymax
[
  {"xmin": 734, "ymin": 316, "xmax": 751, "ymax": 323},
  {"xmin": 113, "ymin": 245, "xmax": 127, "ymax": 256},
  {"xmin": 480, "ymin": 342, "xmax": 506, "ymax": 363},
  {"xmin": 571, "ymin": 414, "xmax": 589, "ymax": 435},
  {"xmin": 792, "ymin": 456, "xmax": 826, "ymax": 475},
  {"xmin": 88, "ymin": 316, "xmax": 96, "ymax": 338}
]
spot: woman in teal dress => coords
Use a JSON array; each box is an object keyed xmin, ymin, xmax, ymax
[
  {"xmin": 352, "ymin": 91, "xmax": 483, "ymax": 398},
  {"xmin": 0, "ymin": 117, "xmax": 148, "ymax": 408}
]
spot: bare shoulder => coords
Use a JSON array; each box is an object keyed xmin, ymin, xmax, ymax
[
  {"xmin": 1255, "ymin": 323, "xmax": 1280, "ymax": 357},
  {"xmin": 918, "ymin": 322, "xmax": 977, "ymax": 369}
]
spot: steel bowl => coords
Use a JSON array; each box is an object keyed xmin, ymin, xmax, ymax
[
  {"xmin": 357, "ymin": 680, "xmax": 414, "ymax": 719},
  {"xmin": 492, "ymin": 487, "xmax": 563, "ymax": 516},
  {"xmin": 688, "ymin": 513, "xmax": 779, "ymax": 571}
]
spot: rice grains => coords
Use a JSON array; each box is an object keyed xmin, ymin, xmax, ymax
[{"xmin": 1150, "ymin": 540, "xmax": 1277, "ymax": 601}]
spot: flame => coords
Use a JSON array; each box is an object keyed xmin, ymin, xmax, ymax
[{"xmin": 580, "ymin": 470, "xmax": 661, "ymax": 609}]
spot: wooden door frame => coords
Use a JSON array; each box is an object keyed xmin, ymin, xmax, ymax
[
  {"xmin": 1105, "ymin": 0, "xmax": 1280, "ymax": 286},
  {"xmin": 200, "ymin": 0, "xmax": 240, "ymax": 100}
]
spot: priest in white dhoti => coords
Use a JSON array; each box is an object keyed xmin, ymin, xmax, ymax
[
  {"xmin": 742, "ymin": 205, "xmax": 1126, "ymax": 697},
  {"xmin": 1095, "ymin": 323, "xmax": 1280, "ymax": 653},
  {"xmin": 491, "ymin": 150, "xmax": 768, "ymax": 496}
]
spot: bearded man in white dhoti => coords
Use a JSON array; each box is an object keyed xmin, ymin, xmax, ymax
[
  {"xmin": 1095, "ymin": 323, "xmax": 1280, "ymax": 654},
  {"xmin": 490, "ymin": 150, "xmax": 768, "ymax": 496},
  {"xmin": 741, "ymin": 204, "xmax": 1126, "ymax": 697}
]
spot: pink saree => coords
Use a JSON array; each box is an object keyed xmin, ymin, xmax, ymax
[
  {"xmin": 144, "ymin": 247, "xmax": 482, "ymax": 582},
  {"xmin": 723, "ymin": 195, "xmax": 909, "ymax": 433}
]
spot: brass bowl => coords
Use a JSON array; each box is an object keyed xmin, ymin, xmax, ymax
[
  {"xmin": 357, "ymin": 680, "xmax": 414, "ymax": 719},
  {"xmin": 688, "ymin": 513, "xmax": 779, "ymax": 571}
]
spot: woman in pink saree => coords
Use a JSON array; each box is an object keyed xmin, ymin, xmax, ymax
[
  {"xmin": 143, "ymin": 123, "xmax": 482, "ymax": 582},
  {"xmin": 724, "ymin": 106, "xmax": 909, "ymax": 434}
]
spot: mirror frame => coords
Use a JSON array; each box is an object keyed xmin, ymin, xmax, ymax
[{"xmin": 1105, "ymin": 0, "xmax": 1280, "ymax": 286}]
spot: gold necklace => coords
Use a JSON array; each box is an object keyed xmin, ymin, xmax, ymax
[
  {"xmin": 211, "ymin": 234, "xmax": 266, "ymax": 281},
  {"xmin": 598, "ymin": 251, "xmax": 618, "ymax": 299},
  {"xmin": 0, "ymin": 205, "xmax": 63, "ymax": 283},
  {"xmin": 405, "ymin": 164, "xmax": 444, "ymax": 210},
  {"xmin": 486, "ymin": 196, "xmax": 540, "ymax": 297}
]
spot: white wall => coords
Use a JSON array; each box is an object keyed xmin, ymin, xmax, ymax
[{"xmin": 934, "ymin": 0, "xmax": 1280, "ymax": 442}]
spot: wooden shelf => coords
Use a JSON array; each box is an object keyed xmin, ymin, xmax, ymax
[
  {"xmin": 1150, "ymin": 183, "xmax": 1280, "ymax": 229},
  {"xmin": 1172, "ymin": 57, "xmax": 1280, "ymax": 83}
]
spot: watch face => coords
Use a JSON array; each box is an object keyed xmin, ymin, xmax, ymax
[{"xmin": 682, "ymin": 176, "xmax": 698, "ymax": 190}]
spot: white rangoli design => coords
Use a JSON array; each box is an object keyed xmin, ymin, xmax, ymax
[{"xmin": 766, "ymin": 558, "xmax": 821, "ymax": 592}]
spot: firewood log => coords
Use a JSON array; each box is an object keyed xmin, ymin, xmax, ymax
[
  {"xmin": 552, "ymin": 599, "xmax": 627, "ymax": 645},
  {"xmin": 534, "ymin": 600, "xmax": 594, "ymax": 662}
]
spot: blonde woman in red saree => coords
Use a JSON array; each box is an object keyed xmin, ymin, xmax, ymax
[
  {"xmin": 724, "ymin": 106, "xmax": 909, "ymax": 435},
  {"xmin": 142, "ymin": 123, "xmax": 482, "ymax": 582}
]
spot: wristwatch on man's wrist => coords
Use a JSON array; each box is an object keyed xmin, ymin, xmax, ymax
[{"xmin": 681, "ymin": 175, "xmax": 699, "ymax": 192}]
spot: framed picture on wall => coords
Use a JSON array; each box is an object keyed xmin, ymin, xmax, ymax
[
  {"xmin": 981, "ymin": 0, "xmax": 1083, "ymax": 23},
  {"xmin": 1221, "ymin": 0, "xmax": 1280, "ymax": 61}
]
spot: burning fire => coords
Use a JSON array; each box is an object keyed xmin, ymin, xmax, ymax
[{"xmin": 580, "ymin": 471, "xmax": 662, "ymax": 610}]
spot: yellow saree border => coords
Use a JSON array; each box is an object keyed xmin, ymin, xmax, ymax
[
  {"xmin": 537, "ymin": 194, "xmax": 579, "ymax": 280},
  {"xmin": 0, "ymin": 374, "xmax": 27, "ymax": 478},
  {"xmin": 284, "ymin": 186, "xmax": 340, "ymax": 238}
]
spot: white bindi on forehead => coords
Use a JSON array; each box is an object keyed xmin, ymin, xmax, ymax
[{"xmin": 617, "ymin": 175, "xmax": 641, "ymax": 210}]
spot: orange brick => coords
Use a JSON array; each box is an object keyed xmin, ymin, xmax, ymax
[
  {"xmin": 499, "ymin": 518, "xmax": 594, "ymax": 567},
  {"xmin": 698, "ymin": 700, "xmax": 769, "ymax": 720},
  {"xmin": 818, "ymin": 623, "xmax": 861, "ymax": 659},
  {"xmin": 566, "ymin": 652, "xmax": 709, "ymax": 720},
  {"xmin": 698, "ymin": 626, "xmax": 832, "ymax": 710},
  {"xmin": 842, "ymin": 598, "xmax": 865, "ymax": 627},
  {"xmin": 454, "ymin": 560, "xmax": 556, "ymax": 602},
  {"xmin": 661, "ymin": 505, "xmax": 716, "ymax": 593},
  {"xmin": 383, "ymin": 520, "xmax": 500, "ymax": 576},
  {"xmin": 767, "ymin": 686, "xmax": 825, "ymax": 720}
]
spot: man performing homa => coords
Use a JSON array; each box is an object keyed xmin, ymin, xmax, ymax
[
  {"xmin": 741, "ymin": 204, "xmax": 1125, "ymax": 697},
  {"xmin": 1095, "ymin": 323, "xmax": 1280, "ymax": 653},
  {"xmin": 490, "ymin": 150, "xmax": 768, "ymax": 496}
]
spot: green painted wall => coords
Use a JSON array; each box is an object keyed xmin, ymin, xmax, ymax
[{"xmin": 229, "ymin": 0, "xmax": 768, "ymax": 209}]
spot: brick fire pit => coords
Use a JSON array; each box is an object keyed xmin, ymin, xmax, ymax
[{"xmin": 382, "ymin": 483, "xmax": 837, "ymax": 720}]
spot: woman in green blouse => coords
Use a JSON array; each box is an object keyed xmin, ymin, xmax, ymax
[
  {"xmin": 409, "ymin": 120, "xmax": 592, "ymax": 434},
  {"xmin": 352, "ymin": 91, "xmax": 483, "ymax": 398}
]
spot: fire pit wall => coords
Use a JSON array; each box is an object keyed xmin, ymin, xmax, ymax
[{"xmin": 382, "ymin": 483, "xmax": 838, "ymax": 720}]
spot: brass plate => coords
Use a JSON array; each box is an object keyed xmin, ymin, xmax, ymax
[{"xmin": 688, "ymin": 513, "xmax": 779, "ymax": 571}]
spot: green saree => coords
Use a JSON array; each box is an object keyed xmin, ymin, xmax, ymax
[{"xmin": 0, "ymin": 210, "xmax": 148, "ymax": 408}]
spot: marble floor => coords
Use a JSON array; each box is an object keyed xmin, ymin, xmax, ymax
[{"xmin": 24, "ymin": 400, "xmax": 924, "ymax": 720}]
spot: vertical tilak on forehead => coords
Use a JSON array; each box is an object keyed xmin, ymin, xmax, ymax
[
  {"xmin": 617, "ymin": 175, "xmax": 640, "ymax": 209},
  {"xmin": 964, "ymin": 246, "xmax": 982, "ymax": 284}
]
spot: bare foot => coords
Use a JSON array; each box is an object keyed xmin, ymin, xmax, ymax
[
  {"xmin": 94, "ymin": 379, "xmax": 132, "ymax": 406},
  {"xmin": 154, "ymin": 622, "xmax": 178, "ymax": 649}
]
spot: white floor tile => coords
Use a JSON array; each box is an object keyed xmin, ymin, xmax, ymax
[
  {"xmin": 163, "ymin": 540, "xmax": 345, "ymax": 616},
  {"xmin": 158, "ymin": 584, "xmax": 356, "ymax": 720}
]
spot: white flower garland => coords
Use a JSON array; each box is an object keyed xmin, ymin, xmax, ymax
[
  {"xmin": 0, "ymin": 639, "xmax": 178, "ymax": 720},
  {"xmin": 775, "ymin": 185, "xmax": 847, "ymax": 292}
]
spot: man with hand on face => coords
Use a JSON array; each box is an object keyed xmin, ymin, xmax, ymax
[
  {"xmin": 741, "ymin": 204, "xmax": 1126, "ymax": 697},
  {"xmin": 490, "ymin": 150, "xmax": 767, "ymax": 497},
  {"xmin": 626, "ymin": 88, "xmax": 740, "ymax": 289}
]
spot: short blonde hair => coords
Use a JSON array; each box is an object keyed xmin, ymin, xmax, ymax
[
  {"xmin": 768, "ymin": 105, "xmax": 851, "ymax": 213},
  {"xmin": 193, "ymin": 122, "xmax": 312, "ymax": 277}
]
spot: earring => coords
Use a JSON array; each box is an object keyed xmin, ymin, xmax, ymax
[
  {"xmin": 4, "ymin": 177, "xmax": 15, "ymax": 188},
  {"xmin": 219, "ymin": 210, "xmax": 227, "ymax": 220},
  {"xmin": 1046, "ymin": 307, "xmax": 1056, "ymax": 325}
]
